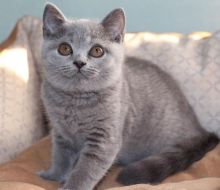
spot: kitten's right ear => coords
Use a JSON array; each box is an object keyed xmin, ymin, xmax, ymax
[{"xmin": 43, "ymin": 3, "xmax": 66, "ymax": 38}]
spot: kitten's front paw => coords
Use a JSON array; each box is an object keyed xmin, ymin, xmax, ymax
[{"xmin": 37, "ymin": 169, "xmax": 66, "ymax": 183}]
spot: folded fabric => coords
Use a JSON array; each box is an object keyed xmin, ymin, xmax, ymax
[
  {"xmin": 0, "ymin": 136, "xmax": 220, "ymax": 190},
  {"xmin": 0, "ymin": 182, "xmax": 45, "ymax": 190}
]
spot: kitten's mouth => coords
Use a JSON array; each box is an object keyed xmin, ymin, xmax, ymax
[
  {"xmin": 76, "ymin": 70, "xmax": 88, "ymax": 79},
  {"xmin": 62, "ymin": 69, "xmax": 94, "ymax": 80}
]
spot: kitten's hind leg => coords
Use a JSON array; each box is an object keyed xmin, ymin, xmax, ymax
[
  {"xmin": 37, "ymin": 134, "xmax": 78, "ymax": 183},
  {"xmin": 117, "ymin": 134, "xmax": 218, "ymax": 185}
]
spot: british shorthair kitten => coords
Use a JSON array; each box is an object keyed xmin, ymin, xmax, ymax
[{"xmin": 38, "ymin": 3, "xmax": 218, "ymax": 190}]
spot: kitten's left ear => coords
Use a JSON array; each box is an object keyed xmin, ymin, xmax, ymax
[
  {"xmin": 43, "ymin": 3, "xmax": 66, "ymax": 38},
  {"xmin": 101, "ymin": 8, "xmax": 125, "ymax": 43}
]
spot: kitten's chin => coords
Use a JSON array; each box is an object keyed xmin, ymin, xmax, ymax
[{"xmin": 73, "ymin": 72, "xmax": 90, "ymax": 80}]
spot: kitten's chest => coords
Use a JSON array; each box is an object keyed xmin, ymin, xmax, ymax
[
  {"xmin": 54, "ymin": 98, "xmax": 98, "ymax": 123},
  {"xmin": 43, "ymin": 86, "xmax": 103, "ymax": 133},
  {"xmin": 59, "ymin": 103, "xmax": 97, "ymax": 130}
]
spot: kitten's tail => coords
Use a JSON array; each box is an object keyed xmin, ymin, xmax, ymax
[{"xmin": 117, "ymin": 133, "xmax": 219, "ymax": 185}]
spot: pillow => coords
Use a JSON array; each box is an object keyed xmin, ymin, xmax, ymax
[
  {"xmin": 0, "ymin": 17, "xmax": 46, "ymax": 164},
  {"xmin": 125, "ymin": 32, "xmax": 220, "ymax": 137}
]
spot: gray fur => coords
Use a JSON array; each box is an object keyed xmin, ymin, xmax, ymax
[{"xmin": 38, "ymin": 3, "xmax": 218, "ymax": 190}]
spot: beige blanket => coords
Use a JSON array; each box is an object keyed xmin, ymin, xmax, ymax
[{"xmin": 0, "ymin": 137, "xmax": 220, "ymax": 190}]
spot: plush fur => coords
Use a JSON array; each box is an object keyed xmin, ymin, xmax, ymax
[{"xmin": 38, "ymin": 3, "xmax": 219, "ymax": 190}]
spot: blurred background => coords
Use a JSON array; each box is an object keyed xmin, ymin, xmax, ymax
[{"xmin": 1, "ymin": 0, "xmax": 220, "ymax": 42}]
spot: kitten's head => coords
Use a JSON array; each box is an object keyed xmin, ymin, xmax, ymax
[{"xmin": 42, "ymin": 3, "xmax": 125, "ymax": 92}]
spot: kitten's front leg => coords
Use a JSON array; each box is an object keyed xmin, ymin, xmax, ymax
[
  {"xmin": 38, "ymin": 133, "xmax": 78, "ymax": 183},
  {"xmin": 62, "ymin": 127, "xmax": 121, "ymax": 190}
]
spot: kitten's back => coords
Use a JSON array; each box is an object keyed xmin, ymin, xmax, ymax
[
  {"xmin": 117, "ymin": 56, "xmax": 219, "ymax": 184},
  {"xmin": 120, "ymin": 56, "xmax": 214, "ymax": 160}
]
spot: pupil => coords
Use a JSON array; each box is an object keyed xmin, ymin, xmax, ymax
[{"xmin": 64, "ymin": 47, "xmax": 68, "ymax": 52}]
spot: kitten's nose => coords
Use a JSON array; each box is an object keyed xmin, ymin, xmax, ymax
[{"xmin": 73, "ymin": 61, "xmax": 86, "ymax": 69}]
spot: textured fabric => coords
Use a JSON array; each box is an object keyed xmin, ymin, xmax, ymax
[
  {"xmin": 107, "ymin": 178, "xmax": 220, "ymax": 190},
  {"xmin": 1, "ymin": 180, "xmax": 220, "ymax": 190},
  {"xmin": 0, "ymin": 136, "xmax": 220, "ymax": 190},
  {"xmin": 0, "ymin": 182, "xmax": 45, "ymax": 190},
  {"xmin": 125, "ymin": 32, "xmax": 220, "ymax": 137},
  {"xmin": 0, "ymin": 17, "xmax": 46, "ymax": 164}
]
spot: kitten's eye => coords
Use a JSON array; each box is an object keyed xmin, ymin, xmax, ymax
[
  {"xmin": 58, "ymin": 43, "xmax": 72, "ymax": 56},
  {"xmin": 89, "ymin": 45, "xmax": 104, "ymax": 58}
]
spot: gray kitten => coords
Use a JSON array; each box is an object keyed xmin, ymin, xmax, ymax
[{"xmin": 38, "ymin": 3, "xmax": 219, "ymax": 190}]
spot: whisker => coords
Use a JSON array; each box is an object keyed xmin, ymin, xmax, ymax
[{"xmin": 85, "ymin": 68, "xmax": 99, "ymax": 74}]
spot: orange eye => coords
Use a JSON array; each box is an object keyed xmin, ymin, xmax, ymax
[
  {"xmin": 89, "ymin": 45, "xmax": 104, "ymax": 58},
  {"xmin": 58, "ymin": 43, "xmax": 72, "ymax": 56}
]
